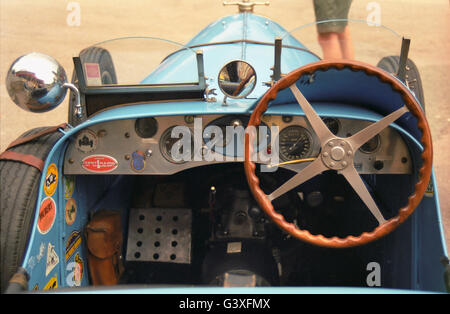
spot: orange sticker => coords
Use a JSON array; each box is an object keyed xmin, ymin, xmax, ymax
[
  {"xmin": 38, "ymin": 197, "xmax": 56, "ymax": 234},
  {"xmin": 44, "ymin": 163, "xmax": 58, "ymax": 197}
]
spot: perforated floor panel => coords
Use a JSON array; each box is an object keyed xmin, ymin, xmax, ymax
[{"xmin": 126, "ymin": 208, "xmax": 192, "ymax": 264}]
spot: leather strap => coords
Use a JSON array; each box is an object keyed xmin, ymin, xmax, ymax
[
  {"xmin": 0, "ymin": 123, "xmax": 67, "ymax": 172},
  {"xmin": 5, "ymin": 123, "xmax": 67, "ymax": 151},
  {"xmin": 0, "ymin": 151, "xmax": 45, "ymax": 172}
]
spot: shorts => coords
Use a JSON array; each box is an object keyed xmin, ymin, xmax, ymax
[{"xmin": 313, "ymin": 0, "xmax": 353, "ymax": 33}]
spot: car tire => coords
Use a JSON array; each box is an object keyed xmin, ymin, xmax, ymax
[
  {"xmin": 0, "ymin": 127, "xmax": 63, "ymax": 291},
  {"xmin": 377, "ymin": 56, "xmax": 425, "ymax": 112},
  {"xmin": 68, "ymin": 46, "xmax": 117, "ymax": 126}
]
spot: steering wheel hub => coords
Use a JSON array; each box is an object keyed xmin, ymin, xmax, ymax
[{"xmin": 321, "ymin": 139, "xmax": 353, "ymax": 170}]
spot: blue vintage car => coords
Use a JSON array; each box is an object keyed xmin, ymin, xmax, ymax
[{"xmin": 1, "ymin": 1, "xmax": 448, "ymax": 294}]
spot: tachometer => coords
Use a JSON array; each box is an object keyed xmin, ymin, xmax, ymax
[{"xmin": 279, "ymin": 126, "xmax": 313, "ymax": 161}]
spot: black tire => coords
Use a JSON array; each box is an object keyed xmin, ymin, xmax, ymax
[
  {"xmin": 68, "ymin": 46, "xmax": 117, "ymax": 126},
  {"xmin": 377, "ymin": 56, "xmax": 425, "ymax": 112},
  {"xmin": 0, "ymin": 128, "xmax": 63, "ymax": 291}
]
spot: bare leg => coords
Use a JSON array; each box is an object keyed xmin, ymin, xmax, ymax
[
  {"xmin": 318, "ymin": 32, "xmax": 343, "ymax": 59},
  {"xmin": 337, "ymin": 26, "xmax": 354, "ymax": 60}
]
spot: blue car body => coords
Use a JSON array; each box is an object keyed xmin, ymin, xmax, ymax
[{"xmin": 13, "ymin": 12, "xmax": 448, "ymax": 293}]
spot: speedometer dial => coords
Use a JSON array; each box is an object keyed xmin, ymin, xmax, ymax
[{"xmin": 279, "ymin": 126, "xmax": 313, "ymax": 161}]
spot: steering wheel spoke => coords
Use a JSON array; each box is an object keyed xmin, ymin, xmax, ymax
[
  {"xmin": 340, "ymin": 166, "xmax": 387, "ymax": 225},
  {"xmin": 267, "ymin": 158, "xmax": 327, "ymax": 201},
  {"xmin": 348, "ymin": 106, "xmax": 409, "ymax": 151},
  {"xmin": 290, "ymin": 84, "xmax": 334, "ymax": 143}
]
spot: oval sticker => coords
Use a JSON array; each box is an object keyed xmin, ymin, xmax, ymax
[
  {"xmin": 38, "ymin": 197, "xmax": 56, "ymax": 234},
  {"xmin": 65, "ymin": 198, "xmax": 77, "ymax": 226},
  {"xmin": 44, "ymin": 163, "xmax": 58, "ymax": 197},
  {"xmin": 81, "ymin": 155, "xmax": 118, "ymax": 173}
]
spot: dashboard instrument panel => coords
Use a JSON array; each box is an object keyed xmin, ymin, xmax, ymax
[{"xmin": 64, "ymin": 114, "xmax": 412, "ymax": 175}]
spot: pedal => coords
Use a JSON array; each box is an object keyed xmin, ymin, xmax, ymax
[{"xmin": 126, "ymin": 208, "xmax": 192, "ymax": 264}]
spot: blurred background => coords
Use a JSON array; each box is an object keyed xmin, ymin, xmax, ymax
[{"xmin": 1, "ymin": 0, "xmax": 449, "ymax": 249}]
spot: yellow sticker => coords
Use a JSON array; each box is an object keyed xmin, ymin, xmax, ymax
[
  {"xmin": 425, "ymin": 179, "xmax": 434, "ymax": 197},
  {"xmin": 44, "ymin": 274, "xmax": 58, "ymax": 290},
  {"xmin": 44, "ymin": 163, "xmax": 58, "ymax": 197}
]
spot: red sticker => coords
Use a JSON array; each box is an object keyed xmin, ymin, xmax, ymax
[
  {"xmin": 84, "ymin": 63, "xmax": 100, "ymax": 78},
  {"xmin": 82, "ymin": 155, "xmax": 118, "ymax": 173},
  {"xmin": 38, "ymin": 197, "xmax": 56, "ymax": 234}
]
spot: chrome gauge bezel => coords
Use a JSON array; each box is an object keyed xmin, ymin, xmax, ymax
[
  {"xmin": 278, "ymin": 125, "xmax": 314, "ymax": 162},
  {"xmin": 159, "ymin": 126, "xmax": 194, "ymax": 164}
]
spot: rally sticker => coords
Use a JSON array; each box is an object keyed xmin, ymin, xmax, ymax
[
  {"xmin": 38, "ymin": 197, "xmax": 56, "ymax": 234},
  {"xmin": 44, "ymin": 274, "xmax": 58, "ymax": 290},
  {"xmin": 84, "ymin": 63, "xmax": 102, "ymax": 86},
  {"xmin": 81, "ymin": 155, "xmax": 118, "ymax": 173},
  {"xmin": 64, "ymin": 176, "xmax": 76, "ymax": 199},
  {"xmin": 44, "ymin": 163, "xmax": 58, "ymax": 197},
  {"xmin": 65, "ymin": 198, "xmax": 77, "ymax": 226},
  {"xmin": 72, "ymin": 253, "xmax": 84, "ymax": 287},
  {"xmin": 75, "ymin": 129, "xmax": 98, "ymax": 153},
  {"xmin": 66, "ymin": 230, "xmax": 82, "ymax": 261},
  {"xmin": 130, "ymin": 151, "xmax": 146, "ymax": 172},
  {"xmin": 45, "ymin": 242, "xmax": 59, "ymax": 276}
]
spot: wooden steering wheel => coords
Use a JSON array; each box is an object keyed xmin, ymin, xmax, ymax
[{"xmin": 244, "ymin": 60, "xmax": 433, "ymax": 248}]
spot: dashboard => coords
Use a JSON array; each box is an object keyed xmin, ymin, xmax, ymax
[{"xmin": 63, "ymin": 114, "xmax": 412, "ymax": 175}]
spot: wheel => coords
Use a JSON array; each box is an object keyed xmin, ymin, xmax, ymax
[
  {"xmin": 68, "ymin": 46, "xmax": 117, "ymax": 126},
  {"xmin": 0, "ymin": 128, "xmax": 63, "ymax": 291},
  {"xmin": 377, "ymin": 56, "xmax": 425, "ymax": 112}
]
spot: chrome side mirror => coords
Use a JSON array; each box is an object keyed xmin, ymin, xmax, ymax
[
  {"xmin": 218, "ymin": 60, "xmax": 256, "ymax": 99},
  {"xmin": 5, "ymin": 52, "xmax": 81, "ymax": 115}
]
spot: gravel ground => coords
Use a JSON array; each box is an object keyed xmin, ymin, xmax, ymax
[{"xmin": 1, "ymin": 0, "xmax": 449, "ymax": 251}]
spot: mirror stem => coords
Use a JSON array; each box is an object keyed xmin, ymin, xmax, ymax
[{"xmin": 63, "ymin": 83, "xmax": 82, "ymax": 118}]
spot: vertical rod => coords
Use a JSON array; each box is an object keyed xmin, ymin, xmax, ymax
[
  {"xmin": 397, "ymin": 37, "xmax": 411, "ymax": 83},
  {"xmin": 273, "ymin": 37, "xmax": 282, "ymax": 82}
]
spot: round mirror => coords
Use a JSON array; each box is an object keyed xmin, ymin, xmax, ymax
[
  {"xmin": 5, "ymin": 52, "xmax": 68, "ymax": 113},
  {"xmin": 218, "ymin": 60, "xmax": 256, "ymax": 99}
]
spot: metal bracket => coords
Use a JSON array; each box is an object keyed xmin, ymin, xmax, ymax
[
  {"xmin": 223, "ymin": 0, "xmax": 270, "ymax": 13},
  {"xmin": 272, "ymin": 37, "xmax": 282, "ymax": 81},
  {"xmin": 397, "ymin": 37, "xmax": 411, "ymax": 83},
  {"xmin": 63, "ymin": 83, "xmax": 82, "ymax": 118},
  {"xmin": 264, "ymin": 37, "xmax": 283, "ymax": 87}
]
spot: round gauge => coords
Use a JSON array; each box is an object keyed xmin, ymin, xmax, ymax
[
  {"xmin": 203, "ymin": 117, "xmax": 269, "ymax": 155},
  {"xmin": 279, "ymin": 126, "xmax": 313, "ymax": 161},
  {"xmin": 322, "ymin": 118, "xmax": 340, "ymax": 135},
  {"xmin": 160, "ymin": 126, "xmax": 193, "ymax": 163},
  {"xmin": 360, "ymin": 134, "xmax": 380, "ymax": 154},
  {"xmin": 135, "ymin": 117, "xmax": 158, "ymax": 138},
  {"xmin": 205, "ymin": 125, "xmax": 232, "ymax": 148}
]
